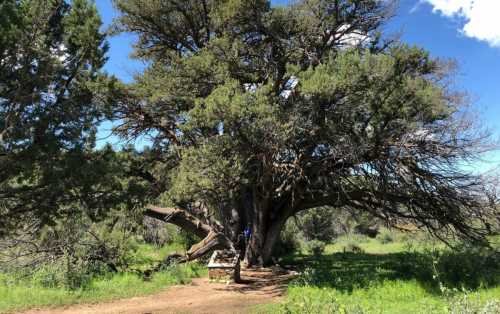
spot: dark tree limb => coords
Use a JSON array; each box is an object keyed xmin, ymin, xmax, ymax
[
  {"xmin": 145, "ymin": 206, "xmax": 212, "ymax": 239},
  {"xmin": 187, "ymin": 230, "xmax": 233, "ymax": 260},
  {"xmin": 145, "ymin": 205, "xmax": 234, "ymax": 264}
]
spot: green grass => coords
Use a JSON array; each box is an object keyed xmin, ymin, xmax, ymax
[
  {"xmin": 0, "ymin": 242, "xmax": 206, "ymax": 313},
  {"xmin": 258, "ymin": 282, "xmax": 500, "ymax": 314},
  {"xmin": 261, "ymin": 233, "xmax": 500, "ymax": 314},
  {"xmin": 128, "ymin": 242, "xmax": 187, "ymax": 270},
  {"xmin": 2, "ymin": 234, "xmax": 498, "ymax": 314},
  {"xmin": 324, "ymin": 232, "xmax": 444, "ymax": 255}
]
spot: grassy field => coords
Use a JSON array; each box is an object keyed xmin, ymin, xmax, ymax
[
  {"xmin": 0, "ymin": 243, "xmax": 206, "ymax": 313},
  {"xmin": 1, "ymin": 233, "xmax": 499, "ymax": 314},
  {"xmin": 258, "ymin": 233, "xmax": 500, "ymax": 314}
]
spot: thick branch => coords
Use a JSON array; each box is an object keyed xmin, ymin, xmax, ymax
[
  {"xmin": 145, "ymin": 206, "xmax": 234, "ymax": 258},
  {"xmin": 145, "ymin": 206, "xmax": 211, "ymax": 239},
  {"xmin": 187, "ymin": 230, "xmax": 233, "ymax": 260},
  {"xmin": 154, "ymin": 229, "xmax": 233, "ymax": 270},
  {"xmin": 146, "ymin": 206, "xmax": 234, "ymax": 268}
]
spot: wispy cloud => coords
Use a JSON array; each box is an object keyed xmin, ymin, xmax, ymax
[
  {"xmin": 409, "ymin": 1, "xmax": 422, "ymax": 14},
  {"xmin": 423, "ymin": 0, "xmax": 500, "ymax": 47}
]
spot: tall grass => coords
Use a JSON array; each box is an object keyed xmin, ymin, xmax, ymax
[
  {"xmin": 0, "ymin": 239, "xmax": 207, "ymax": 314},
  {"xmin": 260, "ymin": 233, "xmax": 500, "ymax": 314},
  {"xmin": 0, "ymin": 263, "xmax": 206, "ymax": 313},
  {"xmin": 259, "ymin": 284, "xmax": 500, "ymax": 314}
]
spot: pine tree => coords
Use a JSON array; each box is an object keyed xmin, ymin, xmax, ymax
[
  {"xmin": 109, "ymin": 0, "xmax": 498, "ymax": 266},
  {"xmin": 0, "ymin": 0, "xmax": 127, "ymax": 235}
]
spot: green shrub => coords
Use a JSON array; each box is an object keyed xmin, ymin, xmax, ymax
[
  {"xmin": 377, "ymin": 229, "xmax": 394, "ymax": 244},
  {"xmin": 306, "ymin": 240, "xmax": 326, "ymax": 257},
  {"xmin": 275, "ymin": 219, "xmax": 305, "ymax": 257},
  {"xmin": 299, "ymin": 207, "xmax": 338, "ymax": 242},
  {"xmin": 343, "ymin": 241, "xmax": 364, "ymax": 253},
  {"xmin": 433, "ymin": 248, "xmax": 499, "ymax": 290}
]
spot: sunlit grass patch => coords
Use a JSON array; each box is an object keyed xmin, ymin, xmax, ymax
[
  {"xmin": 262, "ymin": 233, "xmax": 500, "ymax": 314},
  {"xmin": 0, "ymin": 256, "xmax": 205, "ymax": 313}
]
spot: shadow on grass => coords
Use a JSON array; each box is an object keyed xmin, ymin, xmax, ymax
[{"xmin": 284, "ymin": 249, "xmax": 500, "ymax": 295}]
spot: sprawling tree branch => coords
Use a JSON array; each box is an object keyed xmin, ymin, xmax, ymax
[{"xmin": 144, "ymin": 206, "xmax": 212, "ymax": 239}]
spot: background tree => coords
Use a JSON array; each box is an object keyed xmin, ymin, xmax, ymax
[
  {"xmin": 298, "ymin": 207, "xmax": 338, "ymax": 242},
  {"xmin": 0, "ymin": 0, "xmax": 145, "ymax": 237},
  {"xmin": 110, "ymin": 0, "xmax": 498, "ymax": 266}
]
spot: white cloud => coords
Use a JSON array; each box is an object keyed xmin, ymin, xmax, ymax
[
  {"xmin": 423, "ymin": 0, "xmax": 500, "ymax": 47},
  {"xmin": 331, "ymin": 24, "xmax": 370, "ymax": 48}
]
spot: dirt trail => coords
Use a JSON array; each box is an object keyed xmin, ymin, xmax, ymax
[{"xmin": 20, "ymin": 268, "xmax": 295, "ymax": 314}]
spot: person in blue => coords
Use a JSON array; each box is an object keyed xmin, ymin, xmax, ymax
[
  {"xmin": 243, "ymin": 225, "xmax": 251, "ymax": 243},
  {"xmin": 237, "ymin": 225, "xmax": 252, "ymax": 260}
]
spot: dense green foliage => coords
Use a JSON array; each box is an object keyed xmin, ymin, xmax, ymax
[
  {"xmin": 0, "ymin": 0, "xmax": 145, "ymax": 237},
  {"xmin": 1, "ymin": 0, "xmax": 497, "ymax": 268},
  {"xmin": 108, "ymin": 0, "xmax": 498, "ymax": 265},
  {"xmin": 0, "ymin": 1, "xmax": 498, "ymax": 312}
]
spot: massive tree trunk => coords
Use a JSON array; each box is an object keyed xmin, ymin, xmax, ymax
[
  {"xmin": 145, "ymin": 196, "xmax": 294, "ymax": 267},
  {"xmin": 244, "ymin": 215, "xmax": 288, "ymax": 266},
  {"xmin": 239, "ymin": 186, "xmax": 295, "ymax": 266},
  {"xmin": 145, "ymin": 206, "xmax": 234, "ymax": 262}
]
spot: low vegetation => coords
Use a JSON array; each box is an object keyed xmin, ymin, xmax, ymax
[
  {"xmin": 258, "ymin": 232, "xmax": 500, "ymax": 314},
  {"xmin": 1, "ymin": 221, "xmax": 498, "ymax": 314},
  {"xmin": 0, "ymin": 242, "xmax": 206, "ymax": 313}
]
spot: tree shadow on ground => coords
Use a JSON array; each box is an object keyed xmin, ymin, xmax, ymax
[
  {"xmin": 284, "ymin": 249, "xmax": 499, "ymax": 295},
  {"xmin": 213, "ymin": 268, "xmax": 297, "ymax": 297}
]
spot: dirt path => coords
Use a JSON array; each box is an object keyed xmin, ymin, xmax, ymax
[{"xmin": 20, "ymin": 268, "xmax": 295, "ymax": 314}]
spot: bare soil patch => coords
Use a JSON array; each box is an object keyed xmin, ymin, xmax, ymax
[{"xmin": 19, "ymin": 267, "xmax": 295, "ymax": 314}]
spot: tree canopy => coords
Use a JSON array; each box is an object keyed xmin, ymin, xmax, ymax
[
  {"xmin": 108, "ymin": 0, "xmax": 498, "ymax": 265},
  {"xmin": 0, "ymin": 0, "xmax": 144, "ymax": 236},
  {"xmin": 1, "ymin": 0, "xmax": 498, "ymax": 266}
]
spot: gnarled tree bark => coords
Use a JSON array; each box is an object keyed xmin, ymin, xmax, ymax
[{"xmin": 145, "ymin": 206, "xmax": 234, "ymax": 263}]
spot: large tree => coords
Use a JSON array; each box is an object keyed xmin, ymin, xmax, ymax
[
  {"xmin": 2, "ymin": 0, "xmax": 497, "ymax": 267},
  {"xmin": 109, "ymin": 0, "xmax": 498, "ymax": 266},
  {"xmin": 0, "ymin": 0, "xmax": 141, "ymax": 236}
]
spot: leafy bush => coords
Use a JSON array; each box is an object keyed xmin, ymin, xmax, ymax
[
  {"xmin": 376, "ymin": 229, "xmax": 394, "ymax": 244},
  {"xmin": 306, "ymin": 240, "xmax": 326, "ymax": 257},
  {"xmin": 433, "ymin": 248, "xmax": 500, "ymax": 290},
  {"xmin": 276, "ymin": 219, "xmax": 305, "ymax": 257},
  {"xmin": 299, "ymin": 207, "xmax": 338, "ymax": 242}
]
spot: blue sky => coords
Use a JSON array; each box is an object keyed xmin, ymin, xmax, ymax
[{"xmin": 94, "ymin": 0, "xmax": 499, "ymax": 172}]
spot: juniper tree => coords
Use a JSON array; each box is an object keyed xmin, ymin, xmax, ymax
[
  {"xmin": 3, "ymin": 0, "xmax": 496, "ymax": 267},
  {"xmin": 0, "ymin": 0, "xmax": 141, "ymax": 236},
  {"xmin": 109, "ymin": 0, "xmax": 499, "ymax": 266}
]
